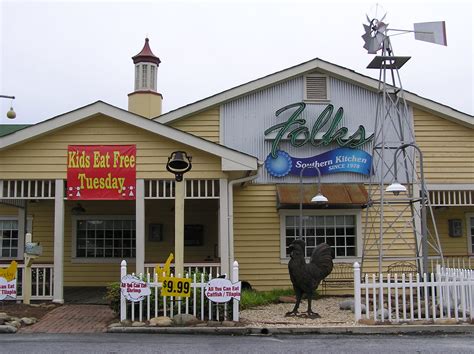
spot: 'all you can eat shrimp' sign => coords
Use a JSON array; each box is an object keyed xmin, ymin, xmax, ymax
[{"xmin": 67, "ymin": 145, "xmax": 136, "ymax": 200}]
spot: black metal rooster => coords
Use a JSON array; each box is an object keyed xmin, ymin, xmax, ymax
[{"xmin": 286, "ymin": 240, "xmax": 333, "ymax": 318}]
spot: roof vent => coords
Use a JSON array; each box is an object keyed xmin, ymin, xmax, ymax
[{"xmin": 304, "ymin": 75, "xmax": 329, "ymax": 101}]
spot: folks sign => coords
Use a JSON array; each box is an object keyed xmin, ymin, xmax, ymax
[{"xmin": 67, "ymin": 145, "xmax": 136, "ymax": 200}]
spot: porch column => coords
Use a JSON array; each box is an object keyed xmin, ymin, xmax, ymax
[
  {"xmin": 53, "ymin": 179, "xmax": 64, "ymax": 304},
  {"xmin": 135, "ymin": 179, "xmax": 145, "ymax": 275},
  {"xmin": 219, "ymin": 179, "xmax": 229, "ymax": 276}
]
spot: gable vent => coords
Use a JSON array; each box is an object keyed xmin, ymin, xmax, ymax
[{"xmin": 304, "ymin": 75, "xmax": 329, "ymax": 101}]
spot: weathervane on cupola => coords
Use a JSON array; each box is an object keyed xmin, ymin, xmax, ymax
[
  {"xmin": 360, "ymin": 5, "xmax": 447, "ymax": 278},
  {"xmin": 128, "ymin": 38, "xmax": 163, "ymax": 119}
]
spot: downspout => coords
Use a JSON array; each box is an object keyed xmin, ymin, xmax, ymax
[{"xmin": 227, "ymin": 163, "xmax": 262, "ymax": 273}]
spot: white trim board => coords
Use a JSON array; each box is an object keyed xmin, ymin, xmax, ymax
[{"xmin": 0, "ymin": 101, "xmax": 258, "ymax": 171}]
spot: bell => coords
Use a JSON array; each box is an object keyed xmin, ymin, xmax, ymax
[{"xmin": 166, "ymin": 151, "xmax": 192, "ymax": 181}]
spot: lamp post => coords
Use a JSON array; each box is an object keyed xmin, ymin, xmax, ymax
[
  {"xmin": 0, "ymin": 95, "xmax": 16, "ymax": 119},
  {"xmin": 166, "ymin": 151, "xmax": 192, "ymax": 277},
  {"xmin": 386, "ymin": 143, "xmax": 428, "ymax": 275},
  {"xmin": 299, "ymin": 165, "xmax": 328, "ymax": 242}
]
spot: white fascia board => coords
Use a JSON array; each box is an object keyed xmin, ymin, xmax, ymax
[
  {"xmin": 0, "ymin": 101, "xmax": 259, "ymax": 171},
  {"xmin": 221, "ymin": 157, "xmax": 257, "ymax": 171},
  {"xmin": 155, "ymin": 58, "xmax": 473, "ymax": 129}
]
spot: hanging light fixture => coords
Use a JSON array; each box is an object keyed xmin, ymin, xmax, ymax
[{"xmin": 1, "ymin": 95, "xmax": 16, "ymax": 119}]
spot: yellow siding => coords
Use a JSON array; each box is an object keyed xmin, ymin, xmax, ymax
[
  {"xmin": 0, "ymin": 114, "xmax": 224, "ymax": 180},
  {"xmin": 429, "ymin": 207, "xmax": 472, "ymax": 256},
  {"xmin": 169, "ymin": 109, "xmax": 220, "ymax": 143},
  {"xmin": 414, "ymin": 108, "xmax": 474, "ymax": 183}
]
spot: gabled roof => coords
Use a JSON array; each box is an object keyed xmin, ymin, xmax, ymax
[
  {"xmin": 154, "ymin": 57, "xmax": 473, "ymax": 129},
  {"xmin": 0, "ymin": 124, "xmax": 31, "ymax": 137},
  {"xmin": 0, "ymin": 101, "xmax": 258, "ymax": 171}
]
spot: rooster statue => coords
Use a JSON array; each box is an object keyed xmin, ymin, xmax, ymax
[{"xmin": 286, "ymin": 240, "xmax": 333, "ymax": 318}]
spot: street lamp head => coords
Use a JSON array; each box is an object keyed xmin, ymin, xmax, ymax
[
  {"xmin": 386, "ymin": 181, "xmax": 407, "ymax": 196},
  {"xmin": 166, "ymin": 151, "xmax": 192, "ymax": 182},
  {"xmin": 311, "ymin": 193, "xmax": 328, "ymax": 204}
]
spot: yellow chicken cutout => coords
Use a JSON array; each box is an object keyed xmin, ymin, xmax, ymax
[
  {"xmin": 0, "ymin": 261, "xmax": 17, "ymax": 282},
  {"xmin": 154, "ymin": 253, "xmax": 174, "ymax": 282}
]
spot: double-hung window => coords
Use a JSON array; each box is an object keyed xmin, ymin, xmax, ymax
[
  {"xmin": 280, "ymin": 210, "xmax": 361, "ymax": 260},
  {"xmin": 73, "ymin": 216, "xmax": 136, "ymax": 259},
  {"xmin": 0, "ymin": 218, "xmax": 19, "ymax": 258}
]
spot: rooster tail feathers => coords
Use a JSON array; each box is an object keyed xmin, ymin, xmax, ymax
[{"xmin": 310, "ymin": 243, "xmax": 334, "ymax": 279}]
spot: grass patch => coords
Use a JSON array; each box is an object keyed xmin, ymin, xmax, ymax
[{"xmin": 240, "ymin": 288, "xmax": 294, "ymax": 310}]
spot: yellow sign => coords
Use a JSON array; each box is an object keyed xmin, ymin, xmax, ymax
[
  {"xmin": 161, "ymin": 276, "xmax": 191, "ymax": 297},
  {"xmin": 154, "ymin": 253, "xmax": 174, "ymax": 282},
  {"xmin": 0, "ymin": 261, "xmax": 17, "ymax": 282}
]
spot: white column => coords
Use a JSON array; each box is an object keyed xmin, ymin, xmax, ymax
[
  {"xmin": 175, "ymin": 179, "xmax": 185, "ymax": 277},
  {"xmin": 219, "ymin": 179, "xmax": 229, "ymax": 276},
  {"xmin": 53, "ymin": 179, "xmax": 64, "ymax": 304},
  {"xmin": 135, "ymin": 179, "xmax": 145, "ymax": 275}
]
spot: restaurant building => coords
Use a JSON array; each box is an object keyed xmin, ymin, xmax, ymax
[{"xmin": 0, "ymin": 39, "xmax": 473, "ymax": 302}]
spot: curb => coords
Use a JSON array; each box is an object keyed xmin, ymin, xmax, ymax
[{"xmin": 107, "ymin": 325, "xmax": 474, "ymax": 336}]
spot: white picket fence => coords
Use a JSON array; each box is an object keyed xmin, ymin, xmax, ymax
[
  {"xmin": 354, "ymin": 262, "xmax": 474, "ymax": 323},
  {"xmin": 120, "ymin": 260, "xmax": 240, "ymax": 323}
]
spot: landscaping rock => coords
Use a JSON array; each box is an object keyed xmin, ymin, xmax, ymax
[
  {"xmin": 108, "ymin": 322, "xmax": 122, "ymax": 328},
  {"xmin": 8, "ymin": 320, "xmax": 21, "ymax": 329},
  {"xmin": 339, "ymin": 299, "xmax": 354, "ymax": 310},
  {"xmin": 0, "ymin": 325, "xmax": 17, "ymax": 333},
  {"xmin": 435, "ymin": 318, "xmax": 459, "ymax": 325},
  {"xmin": 120, "ymin": 319, "xmax": 132, "ymax": 326},
  {"xmin": 149, "ymin": 316, "xmax": 173, "ymax": 327},
  {"xmin": 173, "ymin": 314, "xmax": 200, "ymax": 326},
  {"xmin": 350, "ymin": 303, "xmax": 367, "ymax": 314},
  {"xmin": 206, "ymin": 320, "xmax": 221, "ymax": 327},
  {"xmin": 358, "ymin": 318, "xmax": 377, "ymax": 325},
  {"xmin": 132, "ymin": 321, "xmax": 146, "ymax": 327},
  {"xmin": 221, "ymin": 321, "xmax": 237, "ymax": 327},
  {"xmin": 20, "ymin": 317, "xmax": 37, "ymax": 325}
]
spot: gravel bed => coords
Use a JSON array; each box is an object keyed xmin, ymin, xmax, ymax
[{"xmin": 240, "ymin": 297, "xmax": 359, "ymax": 327}]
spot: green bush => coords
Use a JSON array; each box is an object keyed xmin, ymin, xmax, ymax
[
  {"xmin": 240, "ymin": 288, "xmax": 294, "ymax": 310},
  {"xmin": 105, "ymin": 282, "xmax": 121, "ymax": 313}
]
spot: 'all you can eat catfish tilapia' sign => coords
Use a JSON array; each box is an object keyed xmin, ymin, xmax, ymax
[
  {"xmin": 0, "ymin": 261, "xmax": 17, "ymax": 300},
  {"xmin": 205, "ymin": 278, "xmax": 241, "ymax": 303},
  {"xmin": 67, "ymin": 145, "xmax": 136, "ymax": 200}
]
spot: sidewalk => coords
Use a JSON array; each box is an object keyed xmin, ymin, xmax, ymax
[{"xmin": 18, "ymin": 304, "xmax": 116, "ymax": 334}]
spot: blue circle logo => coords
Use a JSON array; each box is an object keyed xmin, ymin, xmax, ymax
[{"xmin": 265, "ymin": 151, "xmax": 292, "ymax": 177}]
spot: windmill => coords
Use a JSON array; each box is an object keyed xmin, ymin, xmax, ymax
[{"xmin": 360, "ymin": 7, "xmax": 447, "ymax": 277}]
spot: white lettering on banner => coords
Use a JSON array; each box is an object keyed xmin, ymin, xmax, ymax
[{"xmin": 205, "ymin": 278, "xmax": 241, "ymax": 303}]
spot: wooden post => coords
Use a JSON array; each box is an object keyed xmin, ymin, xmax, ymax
[{"xmin": 175, "ymin": 179, "xmax": 185, "ymax": 277}]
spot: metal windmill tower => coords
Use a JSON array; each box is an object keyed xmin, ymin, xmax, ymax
[{"xmin": 360, "ymin": 9, "xmax": 447, "ymax": 276}]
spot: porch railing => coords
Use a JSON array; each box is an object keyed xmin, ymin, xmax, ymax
[{"xmin": 0, "ymin": 263, "xmax": 54, "ymax": 301}]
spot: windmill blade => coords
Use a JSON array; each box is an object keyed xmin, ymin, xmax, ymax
[{"xmin": 414, "ymin": 21, "xmax": 447, "ymax": 46}]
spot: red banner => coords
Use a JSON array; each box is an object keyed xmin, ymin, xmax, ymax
[{"xmin": 67, "ymin": 145, "xmax": 136, "ymax": 200}]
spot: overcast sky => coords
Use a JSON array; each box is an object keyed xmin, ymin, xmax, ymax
[{"xmin": 1, "ymin": 0, "xmax": 472, "ymax": 124}]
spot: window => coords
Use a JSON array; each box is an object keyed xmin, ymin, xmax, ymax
[
  {"xmin": 73, "ymin": 216, "xmax": 136, "ymax": 259},
  {"xmin": 0, "ymin": 219, "xmax": 19, "ymax": 258},
  {"xmin": 150, "ymin": 65, "xmax": 156, "ymax": 91},
  {"xmin": 280, "ymin": 210, "xmax": 361, "ymax": 260},
  {"xmin": 468, "ymin": 214, "xmax": 474, "ymax": 254},
  {"xmin": 142, "ymin": 64, "xmax": 148, "ymax": 88},
  {"xmin": 135, "ymin": 65, "xmax": 139, "ymax": 90}
]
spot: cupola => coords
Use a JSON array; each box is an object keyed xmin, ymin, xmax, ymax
[{"xmin": 128, "ymin": 38, "xmax": 163, "ymax": 118}]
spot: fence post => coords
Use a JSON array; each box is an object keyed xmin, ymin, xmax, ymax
[
  {"xmin": 120, "ymin": 260, "xmax": 127, "ymax": 322},
  {"xmin": 353, "ymin": 262, "xmax": 361, "ymax": 321},
  {"xmin": 232, "ymin": 260, "xmax": 239, "ymax": 322}
]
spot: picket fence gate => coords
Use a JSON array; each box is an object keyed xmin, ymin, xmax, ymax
[
  {"xmin": 353, "ymin": 262, "xmax": 474, "ymax": 323},
  {"xmin": 120, "ymin": 260, "xmax": 240, "ymax": 323}
]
